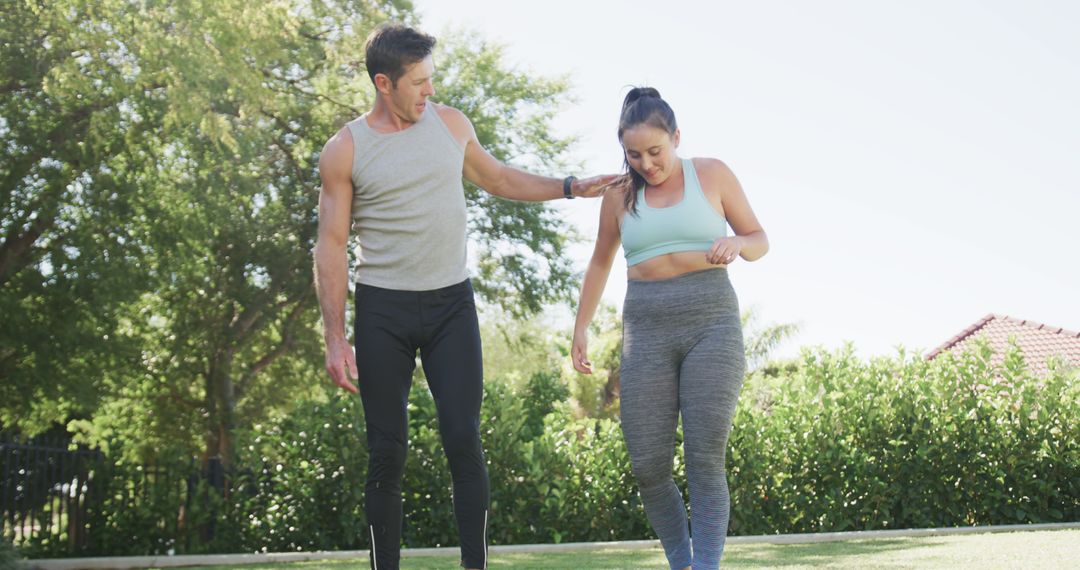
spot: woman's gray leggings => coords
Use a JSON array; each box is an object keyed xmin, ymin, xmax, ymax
[{"xmin": 620, "ymin": 268, "xmax": 745, "ymax": 570}]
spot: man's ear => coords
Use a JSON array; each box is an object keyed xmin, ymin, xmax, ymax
[{"xmin": 374, "ymin": 73, "xmax": 394, "ymax": 95}]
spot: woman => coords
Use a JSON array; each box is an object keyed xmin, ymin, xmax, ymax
[{"xmin": 572, "ymin": 87, "xmax": 768, "ymax": 570}]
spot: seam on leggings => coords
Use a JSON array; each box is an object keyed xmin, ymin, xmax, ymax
[{"xmin": 370, "ymin": 525, "xmax": 378, "ymax": 570}]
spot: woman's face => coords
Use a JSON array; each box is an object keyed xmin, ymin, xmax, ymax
[{"xmin": 621, "ymin": 124, "xmax": 681, "ymax": 187}]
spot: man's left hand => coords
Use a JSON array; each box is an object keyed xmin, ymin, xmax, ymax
[{"xmin": 573, "ymin": 174, "xmax": 622, "ymax": 198}]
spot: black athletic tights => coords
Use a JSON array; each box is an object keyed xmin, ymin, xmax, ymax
[{"xmin": 354, "ymin": 278, "xmax": 489, "ymax": 570}]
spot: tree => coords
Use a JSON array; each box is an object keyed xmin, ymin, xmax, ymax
[
  {"xmin": 435, "ymin": 34, "xmax": 580, "ymax": 317},
  {"xmin": 741, "ymin": 306, "xmax": 799, "ymax": 372},
  {"xmin": 1, "ymin": 0, "xmax": 164, "ymax": 429},
  {"xmin": 2, "ymin": 1, "xmax": 586, "ymax": 466}
]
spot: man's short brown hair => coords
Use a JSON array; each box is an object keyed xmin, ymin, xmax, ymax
[{"xmin": 364, "ymin": 23, "xmax": 436, "ymax": 87}]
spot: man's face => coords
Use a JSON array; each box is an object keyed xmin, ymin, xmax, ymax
[{"xmin": 385, "ymin": 55, "xmax": 436, "ymax": 123}]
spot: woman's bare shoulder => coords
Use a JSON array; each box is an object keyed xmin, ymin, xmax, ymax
[
  {"xmin": 692, "ymin": 157, "xmax": 735, "ymax": 177},
  {"xmin": 601, "ymin": 181, "xmax": 632, "ymax": 213},
  {"xmin": 692, "ymin": 157, "xmax": 741, "ymax": 197}
]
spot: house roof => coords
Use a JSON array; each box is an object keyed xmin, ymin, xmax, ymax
[{"xmin": 926, "ymin": 314, "xmax": 1080, "ymax": 375}]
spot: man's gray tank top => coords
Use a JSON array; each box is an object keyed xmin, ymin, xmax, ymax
[{"xmin": 345, "ymin": 105, "xmax": 468, "ymax": 290}]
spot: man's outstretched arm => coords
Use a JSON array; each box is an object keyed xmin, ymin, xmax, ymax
[
  {"xmin": 442, "ymin": 106, "xmax": 617, "ymax": 201},
  {"xmin": 314, "ymin": 128, "xmax": 359, "ymax": 394}
]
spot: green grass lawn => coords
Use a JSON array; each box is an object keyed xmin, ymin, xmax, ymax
[{"xmin": 186, "ymin": 529, "xmax": 1079, "ymax": 569}]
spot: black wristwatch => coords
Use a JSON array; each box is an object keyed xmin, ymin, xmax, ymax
[{"xmin": 563, "ymin": 175, "xmax": 576, "ymax": 199}]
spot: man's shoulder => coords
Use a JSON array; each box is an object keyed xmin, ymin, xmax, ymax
[
  {"xmin": 326, "ymin": 124, "xmax": 355, "ymax": 148},
  {"xmin": 432, "ymin": 101, "xmax": 464, "ymax": 119},
  {"xmin": 432, "ymin": 103, "xmax": 472, "ymax": 133},
  {"xmin": 319, "ymin": 126, "xmax": 355, "ymax": 173}
]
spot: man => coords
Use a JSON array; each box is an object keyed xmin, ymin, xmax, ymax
[{"xmin": 314, "ymin": 23, "xmax": 613, "ymax": 570}]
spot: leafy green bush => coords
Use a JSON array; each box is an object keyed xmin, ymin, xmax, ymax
[
  {"xmin": 728, "ymin": 341, "xmax": 1079, "ymax": 534},
  {"xmin": 1, "ymin": 535, "xmax": 21, "ymax": 570},
  {"xmin": 20, "ymin": 341, "xmax": 1077, "ymax": 557},
  {"xmin": 227, "ymin": 397, "xmax": 370, "ymax": 553},
  {"xmin": 399, "ymin": 371, "xmax": 649, "ymax": 547}
]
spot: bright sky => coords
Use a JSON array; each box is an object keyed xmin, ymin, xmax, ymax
[{"xmin": 415, "ymin": 0, "xmax": 1080, "ymax": 358}]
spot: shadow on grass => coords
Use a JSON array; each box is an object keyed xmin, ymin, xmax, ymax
[
  {"xmin": 193, "ymin": 562, "xmax": 359, "ymax": 570},
  {"xmin": 486, "ymin": 550, "xmax": 667, "ymax": 569},
  {"xmin": 170, "ymin": 535, "xmax": 980, "ymax": 570},
  {"xmin": 725, "ymin": 537, "xmax": 943, "ymax": 567},
  {"xmin": 194, "ymin": 550, "xmax": 669, "ymax": 570}
]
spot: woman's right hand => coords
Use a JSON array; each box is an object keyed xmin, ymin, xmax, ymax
[{"xmin": 571, "ymin": 330, "xmax": 593, "ymax": 374}]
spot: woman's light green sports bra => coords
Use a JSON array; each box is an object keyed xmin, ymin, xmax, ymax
[{"xmin": 621, "ymin": 158, "xmax": 728, "ymax": 266}]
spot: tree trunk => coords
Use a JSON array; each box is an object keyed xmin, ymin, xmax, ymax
[{"xmin": 203, "ymin": 351, "xmax": 237, "ymax": 470}]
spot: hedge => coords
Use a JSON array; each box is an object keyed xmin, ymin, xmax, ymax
[{"xmin": 15, "ymin": 342, "xmax": 1077, "ymax": 556}]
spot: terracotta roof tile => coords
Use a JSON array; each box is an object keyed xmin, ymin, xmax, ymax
[{"xmin": 926, "ymin": 314, "xmax": 1080, "ymax": 375}]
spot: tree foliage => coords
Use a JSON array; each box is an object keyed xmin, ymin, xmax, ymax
[{"xmin": 0, "ymin": 1, "xmax": 581, "ymax": 465}]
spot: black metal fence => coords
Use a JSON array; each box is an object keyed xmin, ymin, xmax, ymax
[
  {"xmin": 2, "ymin": 434, "xmax": 102, "ymax": 554},
  {"xmin": 1, "ymin": 433, "xmax": 229, "ymax": 558}
]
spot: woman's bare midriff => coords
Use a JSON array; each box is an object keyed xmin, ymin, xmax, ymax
[{"xmin": 626, "ymin": 250, "xmax": 726, "ymax": 281}]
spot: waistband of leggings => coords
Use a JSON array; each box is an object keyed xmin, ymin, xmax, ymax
[
  {"xmin": 356, "ymin": 277, "xmax": 472, "ymax": 297},
  {"xmin": 626, "ymin": 267, "xmax": 730, "ymax": 291}
]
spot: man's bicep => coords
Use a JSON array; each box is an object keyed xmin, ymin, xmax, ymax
[
  {"xmin": 318, "ymin": 180, "xmax": 353, "ymax": 243},
  {"xmin": 317, "ymin": 135, "xmax": 355, "ymax": 245},
  {"xmin": 462, "ymin": 141, "xmax": 506, "ymax": 192},
  {"xmin": 450, "ymin": 110, "xmax": 505, "ymax": 192}
]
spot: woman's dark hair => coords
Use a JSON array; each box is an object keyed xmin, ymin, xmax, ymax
[
  {"xmin": 364, "ymin": 23, "xmax": 437, "ymax": 87},
  {"xmin": 618, "ymin": 87, "xmax": 678, "ymax": 215}
]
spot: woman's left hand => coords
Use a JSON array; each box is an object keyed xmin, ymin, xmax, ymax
[{"xmin": 707, "ymin": 236, "xmax": 743, "ymax": 265}]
